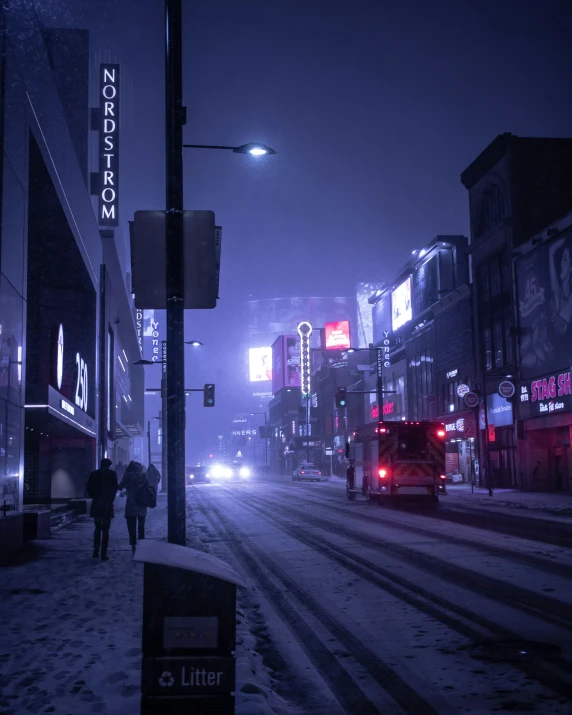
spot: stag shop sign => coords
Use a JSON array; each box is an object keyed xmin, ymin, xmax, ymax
[
  {"xmin": 98, "ymin": 64, "xmax": 120, "ymax": 226},
  {"xmin": 521, "ymin": 370, "xmax": 572, "ymax": 417}
]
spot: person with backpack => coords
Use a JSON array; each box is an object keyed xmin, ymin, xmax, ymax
[
  {"xmin": 118, "ymin": 461, "xmax": 155, "ymax": 554},
  {"xmin": 146, "ymin": 463, "xmax": 161, "ymax": 493}
]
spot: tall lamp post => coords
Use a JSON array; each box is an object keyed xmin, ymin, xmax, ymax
[
  {"xmin": 251, "ymin": 412, "xmax": 268, "ymax": 469},
  {"xmin": 165, "ymin": 0, "xmax": 276, "ymax": 546}
]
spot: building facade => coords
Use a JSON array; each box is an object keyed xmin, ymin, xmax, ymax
[
  {"xmin": 461, "ymin": 133, "xmax": 572, "ymax": 490},
  {"xmin": 514, "ymin": 211, "xmax": 572, "ymax": 491},
  {"xmin": 0, "ymin": 4, "xmax": 142, "ymax": 557}
]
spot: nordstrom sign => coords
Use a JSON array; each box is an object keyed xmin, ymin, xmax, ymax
[{"xmin": 98, "ymin": 64, "xmax": 120, "ymax": 226}]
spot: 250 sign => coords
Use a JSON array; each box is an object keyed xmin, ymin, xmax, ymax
[{"xmin": 75, "ymin": 353, "xmax": 89, "ymax": 412}]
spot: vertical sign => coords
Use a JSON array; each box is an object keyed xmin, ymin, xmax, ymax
[
  {"xmin": 99, "ymin": 64, "xmax": 120, "ymax": 226},
  {"xmin": 214, "ymin": 226, "xmax": 222, "ymax": 298},
  {"xmin": 135, "ymin": 309, "xmax": 143, "ymax": 354},
  {"xmin": 297, "ymin": 321, "xmax": 312, "ymax": 396}
]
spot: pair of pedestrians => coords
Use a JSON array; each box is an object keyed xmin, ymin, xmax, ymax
[{"xmin": 86, "ymin": 459, "xmax": 160, "ymax": 559}]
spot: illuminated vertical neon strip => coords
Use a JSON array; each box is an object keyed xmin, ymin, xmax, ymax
[{"xmin": 297, "ymin": 321, "xmax": 312, "ymax": 396}]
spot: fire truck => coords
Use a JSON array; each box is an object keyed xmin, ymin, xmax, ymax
[{"xmin": 346, "ymin": 420, "xmax": 447, "ymax": 502}]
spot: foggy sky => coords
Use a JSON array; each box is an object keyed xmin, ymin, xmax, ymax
[{"xmin": 38, "ymin": 0, "xmax": 572, "ymax": 456}]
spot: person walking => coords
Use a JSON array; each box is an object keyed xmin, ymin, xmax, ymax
[
  {"xmin": 118, "ymin": 461, "xmax": 150, "ymax": 555},
  {"xmin": 146, "ymin": 463, "xmax": 161, "ymax": 493},
  {"xmin": 86, "ymin": 458, "xmax": 119, "ymax": 561}
]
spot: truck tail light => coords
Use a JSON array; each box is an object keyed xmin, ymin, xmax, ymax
[
  {"xmin": 437, "ymin": 430, "xmax": 446, "ymax": 437},
  {"xmin": 378, "ymin": 468, "xmax": 388, "ymax": 479},
  {"xmin": 440, "ymin": 474, "xmax": 446, "ymax": 480}
]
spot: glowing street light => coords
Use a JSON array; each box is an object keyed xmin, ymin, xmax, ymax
[{"xmin": 182, "ymin": 142, "xmax": 277, "ymax": 156}]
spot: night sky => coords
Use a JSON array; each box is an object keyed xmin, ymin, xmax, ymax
[{"xmin": 40, "ymin": 0, "xmax": 572, "ymax": 455}]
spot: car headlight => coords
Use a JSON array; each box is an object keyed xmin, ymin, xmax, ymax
[
  {"xmin": 190, "ymin": 474, "xmax": 194, "ymax": 479},
  {"xmin": 211, "ymin": 465, "xmax": 225, "ymax": 478},
  {"xmin": 239, "ymin": 467, "xmax": 250, "ymax": 478}
]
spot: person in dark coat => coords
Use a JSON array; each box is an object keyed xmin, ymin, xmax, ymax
[
  {"xmin": 146, "ymin": 463, "xmax": 161, "ymax": 492},
  {"xmin": 86, "ymin": 458, "xmax": 119, "ymax": 561},
  {"xmin": 118, "ymin": 461, "xmax": 149, "ymax": 554},
  {"xmin": 346, "ymin": 462, "xmax": 355, "ymax": 490}
]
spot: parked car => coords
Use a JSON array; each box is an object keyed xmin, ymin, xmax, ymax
[{"xmin": 292, "ymin": 463, "xmax": 323, "ymax": 482}]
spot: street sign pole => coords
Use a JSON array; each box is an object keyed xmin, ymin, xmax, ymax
[{"xmin": 165, "ymin": 0, "xmax": 186, "ymax": 545}]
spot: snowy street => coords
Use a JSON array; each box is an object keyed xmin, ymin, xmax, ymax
[
  {"xmin": 192, "ymin": 476, "xmax": 572, "ymax": 715},
  {"xmin": 2, "ymin": 479, "xmax": 572, "ymax": 714}
]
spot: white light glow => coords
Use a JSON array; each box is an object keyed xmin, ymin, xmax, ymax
[
  {"xmin": 239, "ymin": 467, "xmax": 250, "ymax": 478},
  {"xmin": 249, "ymin": 147, "xmax": 267, "ymax": 156},
  {"xmin": 118, "ymin": 355, "xmax": 126, "ymax": 372}
]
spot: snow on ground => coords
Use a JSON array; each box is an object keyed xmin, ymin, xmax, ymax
[
  {"xmin": 190, "ymin": 480, "xmax": 572, "ymax": 714},
  {"xmin": 0, "ymin": 494, "xmax": 295, "ymax": 715}
]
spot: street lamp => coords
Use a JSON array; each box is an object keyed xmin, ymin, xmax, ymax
[
  {"xmin": 251, "ymin": 412, "xmax": 268, "ymax": 469},
  {"xmin": 182, "ymin": 142, "xmax": 277, "ymax": 156}
]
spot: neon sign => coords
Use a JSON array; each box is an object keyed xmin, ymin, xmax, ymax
[
  {"xmin": 531, "ymin": 372, "xmax": 572, "ymax": 401},
  {"xmin": 297, "ymin": 321, "xmax": 312, "ymax": 396}
]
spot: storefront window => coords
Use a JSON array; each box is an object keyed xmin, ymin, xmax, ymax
[
  {"xmin": 0, "ymin": 274, "xmax": 24, "ymax": 407},
  {"xmin": 1, "ymin": 162, "xmax": 26, "ymax": 292},
  {"xmin": 0, "ymin": 399, "xmax": 22, "ymax": 511}
]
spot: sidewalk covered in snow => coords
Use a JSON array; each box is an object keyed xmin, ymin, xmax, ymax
[{"xmin": 0, "ymin": 496, "xmax": 285, "ymax": 715}]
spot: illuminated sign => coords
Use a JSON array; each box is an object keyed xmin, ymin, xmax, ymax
[
  {"xmin": 325, "ymin": 321, "xmax": 351, "ymax": 350},
  {"xmin": 297, "ymin": 321, "xmax": 312, "ymax": 396},
  {"xmin": 98, "ymin": 64, "xmax": 120, "ymax": 226},
  {"xmin": 135, "ymin": 310, "xmax": 143, "ymax": 354},
  {"xmin": 391, "ymin": 277, "xmax": 412, "ymax": 331},
  {"xmin": 457, "ymin": 384, "xmax": 470, "ymax": 397},
  {"xmin": 446, "ymin": 368, "xmax": 458, "ymax": 379},
  {"xmin": 144, "ymin": 310, "xmax": 161, "ymax": 362},
  {"xmin": 531, "ymin": 372, "xmax": 571, "ymax": 401},
  {"xmin": 75, "ymin": 352, "xmax": 89, "ymax": 412},
  {"xmin": 56, "ymin": 324, "xmax": 64, "ymax": 390},
  {"xmin": 61, "ymin": 399, "xmax": 75, "ymax": 416},
  {"xmin": 249, "ymin": 347, "xmax": 272, "ymax": 382}
]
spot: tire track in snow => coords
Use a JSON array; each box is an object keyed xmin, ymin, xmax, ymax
[
  {"xmin": 241, "ymin": 490, "xmax": 572, "ymax": 634},
  {"xmin": 227, "ymin": 488, "xmax": 572, "ymax": 702},
  {"xmin": 194, "ymin": 490, "xmax": 445, "ymax": 715},
  {"xmin": 288, "ymin": 480, "xmax": 572, "ymax": 548},
  {"xmin": 262, "ymin": 486, "xmax": 572, "ymax": 580}
]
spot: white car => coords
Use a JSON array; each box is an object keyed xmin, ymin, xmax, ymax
[{"xmin": 292, "ymin": 463, "xmax": 323, "ymax": 482}]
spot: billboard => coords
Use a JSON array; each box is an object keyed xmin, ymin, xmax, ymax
[
  {"xmin": 325, "ymin": 320, "xmax": 351, "ymax": 350},
  {"xmin": 517, "ymin": 230, "xmax": 572, "ymax": 379},
  {"xmin": 249, "ymin": 347, "xmax": 272, "ymax": 382},
  {"xmin": 272, "ymin": 335, "xmax": 300, "ymax": 394},
  {"xmin": 391, "ymin": 277, "xmax": 412, "ymax": 331}
]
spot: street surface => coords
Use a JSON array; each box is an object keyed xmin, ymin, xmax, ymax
[{"xmin": 191, "ymin": 474, "xmax": 572, "ymax": 714}]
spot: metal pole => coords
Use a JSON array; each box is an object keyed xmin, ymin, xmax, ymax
[
  {"xmin": 147, "ymin": 420, "xmax": 152, "ymax": 467},
  {"xmin": 161, "ymin": 354, "xmax": 168, "ymax": 493},
  {"xmin": 264, "ymin": 412, "xmax": 268, "ymax": 469},
  {"xmin": 165, "ymin": 0, "xmax": 186, "ymax": 545},
  {"xmin": 306, "ymin": 393, "xmax": 310, "ymax": 461}
]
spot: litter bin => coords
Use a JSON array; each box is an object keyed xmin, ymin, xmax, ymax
[{"xmin": 135, "ymin": 539, "xmax": 245, "ymax": 714}]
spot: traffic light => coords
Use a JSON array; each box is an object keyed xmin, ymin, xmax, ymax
[
  {"xmin": 203, "ymin": 383, "xmax": 215, "ymax": 407},
  {"xmin": 335, "ymin": 388, "xmax": 347, "ymax": 408}
]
